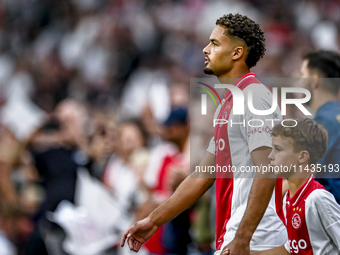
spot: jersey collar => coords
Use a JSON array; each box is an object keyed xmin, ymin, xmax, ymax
[
  {"xmin": 287, "ymin": 174, "xmax": 314, "ymax": 207},
  {"xmin": 223, "ymin": 72, "xmax": 256, "ymax": 100},
  {"xmin": 235, "ymin": 72, "xmax": 255, "ymax": 88}
]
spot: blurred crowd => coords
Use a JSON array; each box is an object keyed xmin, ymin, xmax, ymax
[{"xmin": 0, "ymin": 0, "xmax": 339, "ymax": 254}]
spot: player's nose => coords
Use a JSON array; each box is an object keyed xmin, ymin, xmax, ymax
[
  {"xmin": 203, "ymin": 44, "xmax": 210, "ymax": 55},
  {"xmin": 268, "ymin": 151, "xmax": 274, "ymax": 161}
]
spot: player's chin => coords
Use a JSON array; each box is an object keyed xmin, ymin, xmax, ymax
[
  {"xmin": 273, "ymin": 171, "xmax": 283, "ymax": 177},
  {"xmin": 203, "ymin": 67, "xmax": 214, "ymax": 75},
  {"xmin": 275, "ymin": 170, "xmax": 293, "ymax": 179},
  {"xmin": 270, "ymin": 164, "xmax": 282, "ymax": 176}
]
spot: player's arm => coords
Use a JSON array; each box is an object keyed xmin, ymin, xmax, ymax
[
  {"xmin": 237, "ymin": 146, "xmax": 277, "ymax": 241},
  {"xmin": 308, "ymin": 189, "xmax": 340, "ymax": 250},
  {"xmin": 225, "ymin": 146, "xmax": 277, "ymax": 255},
  {"xmin": 120, "ymin": 151, "xmax": 215, "ymax": 252}
]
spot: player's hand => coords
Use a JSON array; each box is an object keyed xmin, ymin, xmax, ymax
[
  {"xmin": 120, "ymin": 217, "xmax": 158, "ymax": 252},
  {"xmin": 221, "ymin": 247, "xmax": 230, "ymax": 255},
  {"xmin": 222, "ymin": 238, "xmax": 250, "ymax": 255}
]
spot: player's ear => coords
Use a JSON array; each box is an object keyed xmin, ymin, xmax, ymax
[
  {"xmin": 310, "ymin": 74, "xmax": 320, "ymax": 90},
  {"xmin": 232, "ymin": 46, "xmax": 244, "ymax": 61},
  {"xmin": 298, "ymin": 150, "xmax": 310, "ymax": 164}
]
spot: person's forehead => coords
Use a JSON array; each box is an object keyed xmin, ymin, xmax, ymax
[
  {"xmin": 210, "ymin": 25, "xmax": 229, "ymax": 41},
  {"xmin": 273, "ymin": 135, "xmax": 293, "ymax": 147}
]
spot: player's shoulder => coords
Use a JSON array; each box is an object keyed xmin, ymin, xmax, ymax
[
  {"xmin": 242, "ymin": 82, "xmax": 279, "ymax": 114},
  {"xmin": 305, "ymin": 187, "xmax": 340, "ymax": 226},
  {"xmin": 243, "ymin": 82, "xmax": 273, "ymax": 99},
  {"xmin": 315, "ymin": 102, "xmax": 340, "ymax": 123},
  {"xmin": 306, "ymin": 188, "xmax": 337, "ymax": 208}
]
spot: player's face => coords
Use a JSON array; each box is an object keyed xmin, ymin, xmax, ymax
[
  {"xmin": 300, "ymin": 60, "xmax": 310, "ymax": 78},
  {"xmin": 268, "ymin": 135, "xmax": 300, "ymax": 178},
  {"xmin": 203, "ymin": 26, "xmax": 237, "ymax": 77}
]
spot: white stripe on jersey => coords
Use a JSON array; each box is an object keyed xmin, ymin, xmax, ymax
[{"xmin": 292, "ymin": 175, "xmax": 313, "ymax": 207}]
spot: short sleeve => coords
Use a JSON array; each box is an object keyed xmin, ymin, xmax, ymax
[
  {"xmin": 240, "ymin": 84, "xmax": 282, "ymax": 153},
  {"xmin": 306, "ymin": 189, "xmax": 340, "ymax": 251},
  {"xmin": 284, "ymin": 240, "xmax": 290, "ymax": 253}
]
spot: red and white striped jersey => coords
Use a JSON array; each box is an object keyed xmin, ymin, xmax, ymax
[
  {"xmin": 283, "ymin": 175, "xmax": 340, "ymax": 254},
  {"xmin": 207, "ymin": 73, "xmax": 287, "ymax": 253}
]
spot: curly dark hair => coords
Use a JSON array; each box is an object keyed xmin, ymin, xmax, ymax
[
  {"xmin": 216, "ymin": 13, "xmax": 266, "ymax": 68},
  {"xmin": 272, "ymin": 118, "xmax": 328, "ymax": 164}
]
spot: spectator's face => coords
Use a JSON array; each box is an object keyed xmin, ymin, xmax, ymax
[
  {"xmin": 300, "ymin": 60, "xmax": 310, "ymax": 78},
  {"xmin": 203, "ymin": 26, "xmax": 238, "ymax": 77},
  {"xmin": 268, "ymin": 135, "xmax": 302, "ymax": 178},
  {"xmin": 161, "ymin": 125, "xmax": 187, "ymax": 145},
  {"xmin": 170, "ymin": 84, "xmax": 189, "ymax": 107},
  {"xmin": 104, "ymin": 121, "xmax": 117, "ymax": 153},
  {"xmin": 119, "ymin": 123, "xmax": 145, "ymax": 157},
  {"xmin": 161, "ymin": 125, "xmax": 178, "ymax": 142},
  {"xmin": 56, "ymin": 101, "xmax": 86, "ymax": 133},
  {"xmin": 300, "ymin": 59, "xmax": 313, "ymax": 91}
]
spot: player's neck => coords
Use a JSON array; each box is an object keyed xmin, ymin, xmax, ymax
[
  {"xmin": 287, "ymin": 173, "xmax": 311, "ymax": 197},
  {"xmin": 217, "ymin": 66, "xmax": 250, "ymax": 85}
]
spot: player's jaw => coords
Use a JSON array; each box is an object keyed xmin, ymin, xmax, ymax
[
  {"xmin": 204, "ymin": 67, "xmax": 214, "ymax": 75},
  {"xmin": 203, "ymin": 56, "xmax": 214, "ymax": 75}
]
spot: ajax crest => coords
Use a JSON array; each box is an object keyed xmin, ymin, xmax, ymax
[{"xmin": 292, "ymin": 213, "xmax": 301, "ymax": 229}]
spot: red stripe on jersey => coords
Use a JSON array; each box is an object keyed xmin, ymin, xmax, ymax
[
  {"xmin": 215, "ymin": 174, "xmax": 233, "ymax": 250},
  {"xmin": 215, "ymin": 73, "xmax": 258, "ymax": 250},
  {"xmin": 215, "ymin": 94, "xmax": 234, "ymax": 250},
  {"xmin": 275, "ymin": 177, "xmax": 286, "ymax": 225}
]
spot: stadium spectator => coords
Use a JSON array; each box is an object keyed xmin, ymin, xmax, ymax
[
  {"xmin": 102, "ymin": 119, "xmax": 148, "ymax": 255},
  {"xmin": 139, "ymin": 107, "xmax": 191, "ymax": 255},
  {"xmin": 24, "ymin": 100, "xmax": 85, "ymax": 255}
]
